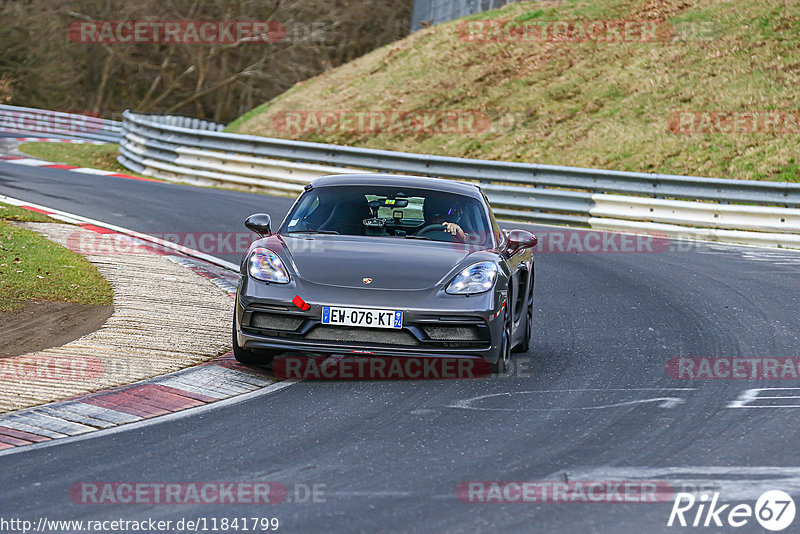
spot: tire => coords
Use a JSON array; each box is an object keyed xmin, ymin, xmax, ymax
[
  {"xmin": 232, "ymin": 317, "xmax": 276, "ymax": 366},
  {"xmin": 512, "ymin": 283, "xmax": 534, "ymax": 354},
  {"xmin": 491, "ymin": 315, "xmax": 512, "ymax": 374}
]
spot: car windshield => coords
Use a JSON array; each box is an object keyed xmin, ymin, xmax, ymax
[{"xmin": 281, "ymin": 185, "xmax": 492, "ymax": 246}]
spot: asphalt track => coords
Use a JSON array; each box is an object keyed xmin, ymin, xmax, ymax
[{"xmin": 2, "ymin": 158, "xmax": 800, "ymax": 533}]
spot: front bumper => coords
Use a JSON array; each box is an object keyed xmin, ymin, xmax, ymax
[{"xmin": 235, "ymin": 275, "xmax": 507, "ymax": 363}]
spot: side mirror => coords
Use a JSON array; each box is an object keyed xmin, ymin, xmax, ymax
[
  {"xmin": 506, "ymin": 229, "xmax": 538, "ymax": 253},
  {"xmin": 245, "ymin": 213, "xmax": 272, "ymax": 237}
]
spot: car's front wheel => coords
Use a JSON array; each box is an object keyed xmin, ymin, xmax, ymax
[
  {"xmin": 491, "ymin": 313, "xmax": 512, "ymax": 374},
  {"xmin": 232, "ymin": 318, "xmax": 276, "ymax": 366},
  {"xmin": 513, "ymin": 281, "xmax": 534, "ymax": 354}
]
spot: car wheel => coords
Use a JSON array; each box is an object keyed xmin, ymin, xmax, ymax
[
  {"xmin": 491, "ymin": 314, "xmax": 512, "ymax": 374},
  {"xmin": 512, "ymin": 283, "xmax": 534, "ymax": 354},
  {"xmin": 232, "ymin": 317, "xmax": 276, "ymax": 366}
]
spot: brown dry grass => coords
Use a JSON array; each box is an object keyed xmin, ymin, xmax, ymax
[{"xmin": 228, "ymin": 0, "xmax": 800, "ymax": 182}]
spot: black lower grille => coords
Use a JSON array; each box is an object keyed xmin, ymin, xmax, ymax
[
  {"xmin": 422, "ymin": 325, "xmax": 482, "ymax": 341},
  {"xmin": 303, "ymin": 326, "xmax": 421, "ymax": 346},
  {"xmin": 250, "ymin": 312, "xmax": 305, "ymax": 332}
]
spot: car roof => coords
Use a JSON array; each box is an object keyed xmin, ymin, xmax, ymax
[{"xmin": 309, "ymin": 173, "xmax": 483, "ymax": 198}]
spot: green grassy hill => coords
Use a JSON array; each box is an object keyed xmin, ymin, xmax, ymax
[{"xmin": 228, "ymin": 0, "xmax": 800, "ymax": 181}]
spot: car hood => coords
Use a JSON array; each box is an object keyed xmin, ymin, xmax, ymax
[{"xmin": 281, "ymin": 235, "xmax": 476, "ymax": 290}]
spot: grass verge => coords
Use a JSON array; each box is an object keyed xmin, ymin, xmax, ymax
[{"xmin": 0, "ymin": 203, "xmax": 113, "ymax": 312}]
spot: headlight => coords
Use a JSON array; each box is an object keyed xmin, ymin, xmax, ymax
[
  {"xmin": 446, "ymin": 261, "xmax": 498, "ymax": 295},
  {"xmin": 247, "ymin": 247, "xmax": 290, "ymax": 284}
]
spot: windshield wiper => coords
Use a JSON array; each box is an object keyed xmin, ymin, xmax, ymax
[
  {"xmin": 288, "ymin": 230, "xmax": 340, "ymax": 235},
  {"xmin": 404, "ymin": 235, "xmax": 432, "ymax": 240}
]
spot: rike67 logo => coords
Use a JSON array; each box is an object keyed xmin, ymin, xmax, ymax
[{"xmin": 668, "ymin": 490, "xmax": 795, "ymax": 531}]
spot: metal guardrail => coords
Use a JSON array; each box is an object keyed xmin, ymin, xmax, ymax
[
  {"xmin": 124, "ymin": 113, "xmax": 226, "ymax": 133},
  {"xmin": 117, "ymin": 110, "xmax": 800, "ymax": 249},
  {"xmin": 120, "ymin": 111, "xmax": 800, "ymax": 207},
  {"xmin": 0, "ymin": 105, "xmax": 123, "ymax": 143}
]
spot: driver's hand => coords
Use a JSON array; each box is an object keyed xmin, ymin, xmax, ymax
[{"xmin": 442, "ymin": 222, "xmax": 466, "ymax": 241}]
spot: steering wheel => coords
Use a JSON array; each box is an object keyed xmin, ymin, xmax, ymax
[{"xmin": 416, "ymin": 224, "xmax": 455, "ymax": 242}]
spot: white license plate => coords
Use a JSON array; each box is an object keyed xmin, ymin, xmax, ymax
[{"xmin": 321, "ymin": 306, "xmax": 403, "ymax": 329}]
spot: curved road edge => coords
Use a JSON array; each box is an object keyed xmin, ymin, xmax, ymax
[{"xmin": 0, "ymin": 198, "xmax": 287, "ymax": 454}]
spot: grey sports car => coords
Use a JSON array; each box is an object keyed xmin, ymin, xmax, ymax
[{"xmin": 233, "ymin": 173, "xmax": 537, "ymax": 374}]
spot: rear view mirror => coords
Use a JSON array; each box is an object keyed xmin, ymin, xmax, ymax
[
  {"xmin": 245, "ymin": 213, "xmax": 272, "ymax": 237},
  {"xmin": 383, "ymin": 198, "xmax": 409, "ymax": 208}
]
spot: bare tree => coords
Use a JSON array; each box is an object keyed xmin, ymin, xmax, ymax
[{"xmin": 0, "ymin": 0, "xmax": 412, "ymax": 122}]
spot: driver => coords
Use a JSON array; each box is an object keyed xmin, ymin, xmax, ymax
[{"xmin": 423, "ymin": 197, "xmax": 469, "ymax": 242}]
